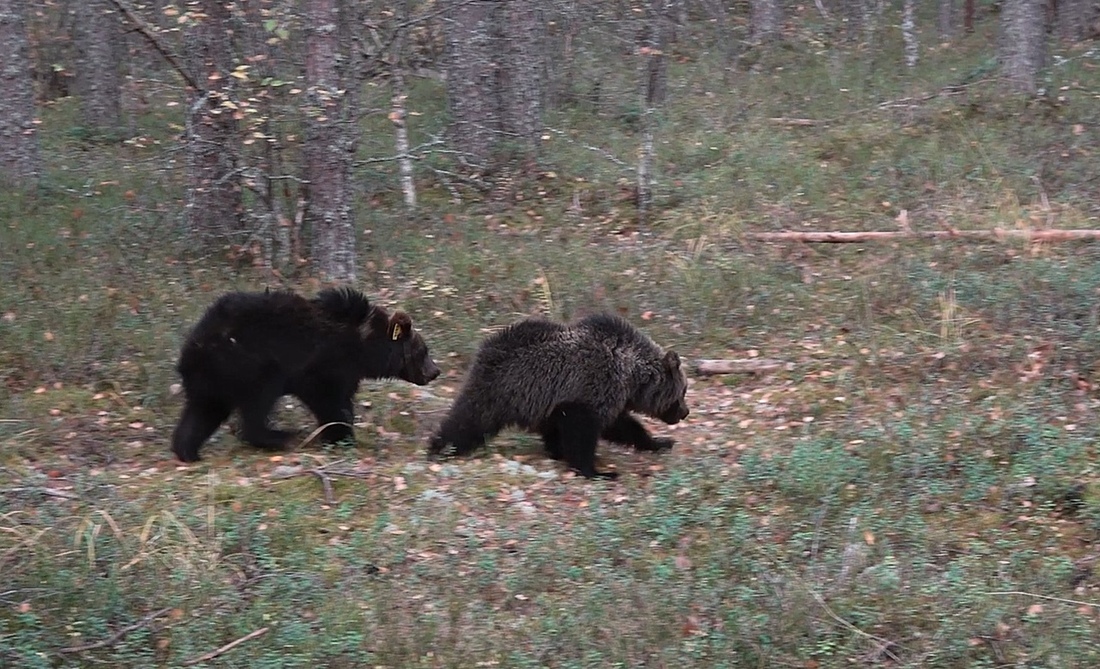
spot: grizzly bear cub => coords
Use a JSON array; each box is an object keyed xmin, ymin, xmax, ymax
[
  {"xmin": 171, "ymin": 287, "xmax": 440, "ymax": 462},
  {"xmin": 428, "ymin": 313, "xmax": 689, "ymax": 479}
]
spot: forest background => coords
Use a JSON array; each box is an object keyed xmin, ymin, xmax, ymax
[{"xmin": 2, "ymin": 0, "xmax": 1100, "ymax": 666}]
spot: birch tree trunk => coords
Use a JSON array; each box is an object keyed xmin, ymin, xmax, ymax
[
  {"xmin": 392, "ymin": 67, "xmax": 416, "ymax": 210},
  {"xmin": 388, "ymin": 0, "xmax": 416, "ymax": 209},
  {"xmin": 637, "ymin": 0, "xmax": 670, "ymax": 224},
  {"xmin": 182, "ymin": 0, "xmax": 243, "ymax": 244},
  {"xmin": 0, "ymin": 0, "xmax": 39, "ymax": 188},
  {"xmin": 902, "ymin": 0, "xmax": 919, "ymax": 68},
  {"xmin": 304, "ymin": 0, "xmax": 357, "ymax": 282}
]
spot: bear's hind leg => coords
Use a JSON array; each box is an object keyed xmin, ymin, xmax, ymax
[
  {"xmin": 539, "ymin": 420, "xmax": 564, "ymax": 460},
  {"xmin": 552, "ymin": 402, "xmax": 618, "ymax": 480},
  {"xmin": 297, "ymin": 388, "xmax": 356, "ymax": 444},
  {"xmin": 172, "ymin": 399, "xmax": 232, "ymax": 462},
  {"xmin": 601, "ymin": 412, "xmax": 674, "ymax": 452},
  {"xmin": 238, "ymin": 382, "xmax": 294, "ymax": 449}
]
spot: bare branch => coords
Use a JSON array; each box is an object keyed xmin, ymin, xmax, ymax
[
  {"xmin": 59, "ymin": 608, "xmax": 173, "ymax": 654},
  {"xmin": 182, "ymin": 627, "xmax": 270, "ymax": 666},
  {"xmin": 106, "ymin": 0, "xmax": 200, "ymax": 91},
  {"xmin": 543, "ymin": 127, "xmax": 632, "ymax": 171}
]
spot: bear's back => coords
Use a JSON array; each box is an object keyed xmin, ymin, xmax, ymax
[
  {"xmin": 188, "ymin": 291, "xmax": 323, "ymax": 340},
  {"xmin": 179, "ymin": 291, "xmax": 353, "ymax": 379},
  {"xmin": 460, "ymin": 314, "xmax": 656, "ymax": 424}
]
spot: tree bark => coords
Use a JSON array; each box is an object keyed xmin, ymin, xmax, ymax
[
  {"xmin": 0, "ymin": 0, "xmax": 39, "ymax": 188},
  {"xmin": 74, "ymin": 0, "xmax": 123, "ymax": 138},
  {"xmin": 750, "ymin": 0, "xmax": 783, "ymax": 43},
  {"xmin": 182, "ymin": 0, "xmax": 243, "ymax": 244},
  {"xmin": 443, "ymin": 0, "xmax": 545, "ymax": 172},
  {"xmin": 499, "ymin": 0, "xmax": 544, "ymax": 154},
  {"xmin": 999, "ymin": 0, "xmax": 1048, "ymax": 94},
  {"xmin": 1055, "ymin": 0, "xmax": 1099, "ymax": 41},
  {"xmin": 304, "ymin": 0, "xmax": 357, "ymax": 282},
  {"xmin": 443, "ymin": 0, "xmax": 497, "ymax": 166},
  {"xmin": 937, "ymin": 0, "xmax": 955, "ymax": 39}
]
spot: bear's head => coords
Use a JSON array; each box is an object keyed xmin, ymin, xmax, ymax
[
  {"xmin": 363, "ymin": 310, "xmax": 442, "ymax": 385},
  {"xmin": 639, "ymin": 349, "xmax": 690, "ymax": 425}
]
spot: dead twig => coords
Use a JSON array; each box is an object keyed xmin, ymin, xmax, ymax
[
  {"xmin": 58, "ymin": 607, "xmax": 173, "ymax": 654},
  {"xmin": 182, "ymin": 626, "xmax": 270, "ymax": 666},
  {"xmin": 312, "ymin": 469, "xmax": 335, "ymax": 505},
  {"xmin": 5, "ymin": 488, "xmax": 81, "ymax": 501},
  {"xmin": 768, "ymin": 117, "xmax": 825, "ymax": 126},
  {"xmin": 271, "ymin": 454, "xmax": 371, "ymax": 504},
  {"xmin": 981, "ymin": 590, "xmax": 1100, "ymax": 608}
]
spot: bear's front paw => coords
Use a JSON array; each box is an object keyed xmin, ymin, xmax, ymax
[{"xmin": 650, "ymin": 437, "xmax": 675, "ymax": 452}]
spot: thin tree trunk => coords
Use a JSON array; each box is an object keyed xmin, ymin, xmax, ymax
[
  {"xmin": 0, "ymin": 0, "xmax": 39, "ymax": 188},
  {"xmin": 389, "ymin": 0, "xmax": 416, "ymax": 209},
  {"xmin": 636, "ymin": 0, "xmax": 670, "ymax": 223},
  {"xmin": 999, "ymin": 0, "xmax": 1048, "ymax": 94},
  {"xmin": 902, "ymin": 0, "xmax": 919, "ymax": 68},
  {"xmin": 964, "ymin": 0, "xmax": 975, "ymax": 32},
  {"xmin": 182, "ymin": 0, "xmax": 243, "ymax": 244},
  {"xmin": 304, "ymin": 0, "xmax": 356, "ymax": 282},
  {"xmin": 392, "ymin": 64, "xmax": 416, "ymax": 209},
  {"xmin": 75, "ymin": 0, "xmax": 123, "ymax": 138}
]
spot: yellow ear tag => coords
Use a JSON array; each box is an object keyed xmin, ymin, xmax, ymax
[{"xmin": 392, "ymin": 324, "xmax": 403, "ymax": 341}]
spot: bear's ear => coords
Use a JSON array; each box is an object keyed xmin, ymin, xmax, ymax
[
  {"xmin": 389, "ymin": 312, "xmax": 413, "ymax": 341},
  {"xmin": 664, "ymin": 350, "xmax": 681, "ymax": 370}
]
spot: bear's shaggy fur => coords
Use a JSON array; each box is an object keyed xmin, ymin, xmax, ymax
[
  {"xmin": 171, "ymin": 287, "xmax": 440, "ymax": 462},
  {"xmin": 428, "ymin": 313, "xmax": 689, "ymax": 479}
]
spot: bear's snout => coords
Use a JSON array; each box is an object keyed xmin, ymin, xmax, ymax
[
  {"xmin": 660, "ymin": 402, "xmax": 689, "ymax": 425},
  {"xmin": 407, "ymin": 358, "xmax": 441, "ymax": 385}
]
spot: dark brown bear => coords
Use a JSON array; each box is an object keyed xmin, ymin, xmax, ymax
[
  {"xmin": 171, "ymin": 287, "xmax": 440, "ymax": 462},
  {"xmin": 428, "ymin": 313, "xmax": 689, "ymax": 479}
]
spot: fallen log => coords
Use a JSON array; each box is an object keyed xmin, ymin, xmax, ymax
[
  {"xmin": 694, "ymin": 359, "xmax": 786, "ymax": 376},
  {"xmin": 745, "ymin": 229, "xmax": 1100, "ymax": 243}
]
